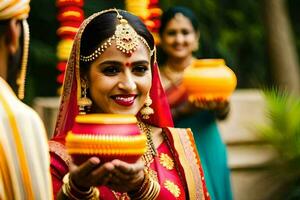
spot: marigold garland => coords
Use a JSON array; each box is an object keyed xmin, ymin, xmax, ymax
[
  {"xmin": 56, "ymin": 0, "xmax": 84, "ymax": 92},
  {"xmin": 125, "ymin": 0, "xmax": 162, "ymax": 44}
]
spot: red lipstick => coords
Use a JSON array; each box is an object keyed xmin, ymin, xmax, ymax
[{"xmin": 112, "ymin": 94, "xmax": 136, "ymax": 106}]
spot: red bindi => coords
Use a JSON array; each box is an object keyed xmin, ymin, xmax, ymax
[{"xmin": 125, "ymin": 62, "xmax": 132, "ymax": 67}]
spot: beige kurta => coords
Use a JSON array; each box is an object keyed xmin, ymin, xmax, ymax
[{"xmin": 0, "ymin": 77, "xmax": 52, "ymax": 200}]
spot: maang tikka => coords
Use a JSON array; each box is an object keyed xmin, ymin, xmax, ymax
[
  {"xmin": 140, "ymin": 94, "xmax": 154, "ymax": 119},
  {"xmin": 80, "ymin": 9, "xmax": 154, "ymax": 62}
]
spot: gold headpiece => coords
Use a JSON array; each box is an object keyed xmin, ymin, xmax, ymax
[
  {"xmin": 80, "ymin": 9, "xmax": 154, "ymax": 62},
  {"xmin": 0, "ymin": 0, "xmax": 30, "ymax": 20}
]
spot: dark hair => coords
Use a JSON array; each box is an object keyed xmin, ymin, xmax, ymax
[
  {"xmin": 159, "ymin": 6, "xmax": 199, "ymax": 36},
  {"xmin": 0, "ymin": 20, "xmax": 23, "ymax": 93},
  {"xmin": 80, "ymin": 10, "xmax": 155, "ymax": 76},
  {"xmin": 0, "ymin": 20, "xmax": 9, "ymax": 35}
]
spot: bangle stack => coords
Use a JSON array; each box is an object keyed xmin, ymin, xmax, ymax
[
  {"xmin": 128, "ymin": 170, "xmax": 160, "ymax": 200},
  {"xmin": 62, "ymin": 173, "xmax": 100, "ymax": 200}
]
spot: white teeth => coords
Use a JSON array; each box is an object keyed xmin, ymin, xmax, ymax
[{"xmin": 115, "ymin": 96, "xmax": 134, "ymax": 102}]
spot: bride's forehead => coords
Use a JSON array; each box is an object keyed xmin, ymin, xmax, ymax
[{"xmin": 97, "ymin": 41, "xmax": 151, "ymax": 60}]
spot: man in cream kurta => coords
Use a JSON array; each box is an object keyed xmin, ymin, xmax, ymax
[{"xmin": 0, "ymin": 0, "xmax": 52, "ymax": 199}]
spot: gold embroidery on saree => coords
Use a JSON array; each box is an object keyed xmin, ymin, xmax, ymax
[
  {"xmin": 159, "ymin": 153, "xmax": 174, "ymax": 170},
  {"xmin": 164, "ymin": 180, "xmax": 181, "ymax": 198}
]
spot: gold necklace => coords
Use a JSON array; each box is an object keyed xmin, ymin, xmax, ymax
[
  {"xmin": 161, "ymin": 65, "xmax": 184, "ymax": 88},
  {"xmin": 162, "ymin": 58, "xmax": 196, "ymax": 87},
  {"xmin": 137, "ymin": 121, "xmax": 158, "ymax": 182},
  {"xmin": 138, "ymin": 121, "xmax": 157, "ymax": 165}
]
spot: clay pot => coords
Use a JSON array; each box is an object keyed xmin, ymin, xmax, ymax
[
  {"xmin": 183, "ymin": 59, "xmax": 237, "ymax": 102},
  {"xmin": 66, "ymin": 114, "xmax": 146, "ymax": 165}
]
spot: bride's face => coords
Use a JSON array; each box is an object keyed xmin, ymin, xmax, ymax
[{"xmin": 87, "ymin": 41, "xmax": 152, "ymax": 115}]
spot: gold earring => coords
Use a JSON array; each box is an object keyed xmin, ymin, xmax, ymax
[
  {"xmin": 140, "ymin": 95, "xmax": 154, "ymax": 119},
  {"xmin": 17, "ymin": 20, "xmax": 30, "ymax": 100},
  {"xmin": 78, "ymin": 81, "xmax": 92, "ymax": 114}
]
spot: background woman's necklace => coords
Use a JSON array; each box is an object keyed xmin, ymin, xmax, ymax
[
  {"xmin": 138, "ymin": 121, "xmax": 158, "ymax": 182},
  {"xmin": 161, "ymin": 58, "xmax": 195, "ymax": 89},
  {"xmin": 161, "ymin": 65, "xmax": 184, "ymax": 88}
]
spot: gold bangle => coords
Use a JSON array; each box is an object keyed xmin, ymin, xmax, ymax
[
  {"xmin": 139, "ymin": 180, "xmax": 154, "ymax": 200},
  {"xmin": 148, "ymin": 180, "xmax": 160, "ymax": 199},
  {"xmin": 69, "ymin": 174, "xmax": 93, "ymax": 195},
  {"xmin": 62, "ymin": 182, "xmax": 81, "ymax": 200},
  {"xmin": 62, "ymin": 173, "xmax": 100, "ymax": 200},
  {"xmin": 129, "ymin": 176, "xmax": 160, "ymax": 200}
]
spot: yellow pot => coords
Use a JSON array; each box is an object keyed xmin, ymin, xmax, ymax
[{"xmin": 183, "ymin": 59, "xmax": 237, "ymax": 101}]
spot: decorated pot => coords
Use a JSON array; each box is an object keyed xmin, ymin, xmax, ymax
[
  {"xmin": 183, "ymin": 59, "xmax": 237, "ymax": 102},
  {"xmin": 66, "ymin": 114, "xmax": 147, "ymax": 165}
]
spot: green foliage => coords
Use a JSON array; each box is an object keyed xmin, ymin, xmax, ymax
[
  {"xmin": 259, "ymin": 89, "xmax": 300, "ymax": 160},
  {"xmin": 257, "ymin": 89, "xmax": 300, "ymax": 200}
]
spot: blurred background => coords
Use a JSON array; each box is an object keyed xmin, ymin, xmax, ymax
[{"xmin": 26, "ymin": 0, "xmax": 300, "ymax": 103}]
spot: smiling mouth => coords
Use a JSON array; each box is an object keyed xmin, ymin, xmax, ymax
[
  {"xmin": 111, "ymin": 95, "xmax": 137, "ymax": 106},
  {"xmin": 173, "ymin": 46, "xmax": 185, "ymax": 51}
]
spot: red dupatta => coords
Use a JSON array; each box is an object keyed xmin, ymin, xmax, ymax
[{"xmin": 52, "ymin": 9, "xmax": 173, "ymax": 142}]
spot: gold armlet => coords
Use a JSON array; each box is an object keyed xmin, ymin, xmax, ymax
[{"xmin": 62, "ymin": 173, "xmax": 100, "ymax": 200}]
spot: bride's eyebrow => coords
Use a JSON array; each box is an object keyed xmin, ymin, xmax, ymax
[
  {"xmin": 98, "ymin": 61, "xmax": 122, "ymax": 66},
  {"xmin": 125, "ymin": 61, "xmax": 149, "ymax": 67}
]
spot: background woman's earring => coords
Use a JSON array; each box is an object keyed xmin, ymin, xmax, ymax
[
  {"xmin": 141, "ymin": 95, "xmax": 154, "ymax": 119},
  {"xmin": 78, "ymin": 82, "xmax": 92, "ymax": 114}
]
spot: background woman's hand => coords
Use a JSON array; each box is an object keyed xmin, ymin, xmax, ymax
[
  {"xmin": 172, "ymin": 98, "xmax": 230, "ymax": 120},
  {"xmin": 192, "ymin": 98, "xmax": 229, "ymax": 111},
  {"xmin": 192, "ymin": 98, "xmax": 230, "ymax": 120},
  {"xmin": 107, "ymin": 159, "xmax": 145, "ymax": 193}
]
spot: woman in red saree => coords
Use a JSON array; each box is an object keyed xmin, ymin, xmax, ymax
[{"xmin": 49, "ymin": 9, "xmax": 210, "ymax": 200}]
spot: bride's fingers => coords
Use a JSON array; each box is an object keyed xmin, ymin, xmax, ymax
[
  {"xmin": 75, "ymin": 157, "xmax": 101, "ymax": 177},
  {"xmin": 91, "ymin": 162, "xmax": 114, "ymax": 177},
  {"xmin": 111, "ymin": 159, "xmax": 144, "ymax": 175}
]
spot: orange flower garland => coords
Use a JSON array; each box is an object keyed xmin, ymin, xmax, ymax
[
  {"xmin": 56, "ymin": 0, "xmax": 84, "ymax": 93},
  {"xmin": 125, "ymin": 0, "xmax": 162, "ymax": 44}
]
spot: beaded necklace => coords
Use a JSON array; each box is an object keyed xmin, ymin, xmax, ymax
[{"xmin": 137, "ymin": 121, "xmax": 159, "ymax": 182}]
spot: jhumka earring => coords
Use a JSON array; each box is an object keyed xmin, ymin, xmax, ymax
[
  {"xmin": 78, "ymin": 80, "xmax": 92, "ymax": 114},
  {"xmin": 140, "ymin": 94, "xmax": 154, "ymax": 119}
]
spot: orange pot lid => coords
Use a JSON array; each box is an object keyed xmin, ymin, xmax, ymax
[
  {"xmin": 75, "ymin": 114, "xmax": 137, "ymax": 124},
  {"xmin": 193, "ymin": 59, "xmax": 225, "ymax": 67}
]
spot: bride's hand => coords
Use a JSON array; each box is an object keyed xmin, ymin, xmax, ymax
[
  {"xmin": 107, "ymin": 159, "xmax": 145, "ymax": 193},
  {"xmin": 69, "ymin": 157, "xmax": 115, "ymax": 190}
]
